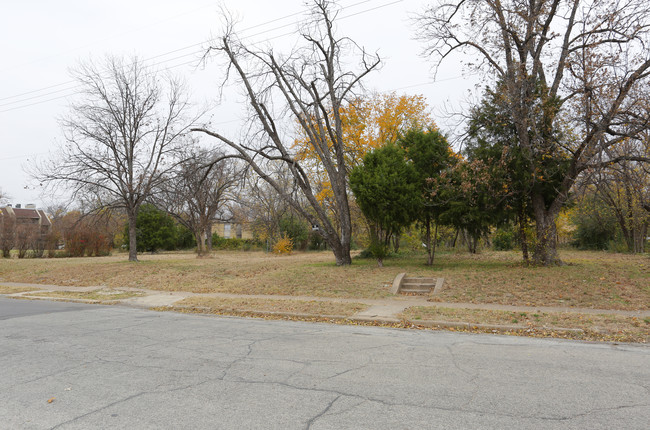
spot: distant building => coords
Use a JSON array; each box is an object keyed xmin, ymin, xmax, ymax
[
  {"xmin": 0, "ymin": 204, "xmax": 52, "ymax": 239},
  {"xmin": 211, "ymin": 219, "xmax": 253, "ymax": 240}
]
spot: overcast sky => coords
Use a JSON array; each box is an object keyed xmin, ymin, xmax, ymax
[{"xmin": 0, "ymin": 0, "xmax": 479, "ymax": 209}]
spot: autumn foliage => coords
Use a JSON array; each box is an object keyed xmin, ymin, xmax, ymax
[
  {"xmin": 295, "ymin": 92, "xmax": 437, "ymax": 172},
  {"xmin": 272, "ymin": 234, "xmax": 294, "ymax": 255}
]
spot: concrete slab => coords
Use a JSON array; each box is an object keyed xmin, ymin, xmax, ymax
[
  {"xmin": 122, "ymin": 293, "xmax": 188, "ymax": 307},
  {"xmin": 353, "ymin": 304, "xmax": 409, "ymax": 318}
]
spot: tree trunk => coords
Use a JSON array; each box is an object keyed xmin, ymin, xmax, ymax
[
  {"xmin": 451, "ymin": 229, "xmax": 459, "ymax": 248},
  {"xmin": 205, "ymin": 221, "xmax": 213, "ymax": 253},
  {"xmin": 392, "ymin": 234, "xmax": 400, "ymax": 253},
  {"xmin": 127, "ymin": 210, "xmax": 138, "ymax": 262},
  {"xmin": 333, "ymin": 242, "xmax": 352, "ymax": 265},
  {"xmin": 194, "ymin": 229, "xmax": 205, "ymax": 256},
  {"xmin": 424, "ymin": 218, "xmax": 432, "ymax": 266},
  {"xmin": 463, "ymin": 230, "xmax": 478, "ymax": 254},
  {"xmin": 518, "ymin": 209, "xmax": 529, "ymax": 263},
  {"xmin": 531, "ymin": 195, "xmax": 561, "ymax": 266},
  {"xmin": 323, "ymin": 232, "xmax": 351, "ymax": 266},
  {"xmin": 332, "ymin": 184, "xmax": 353, "ymax": 266},
  {"xmin": 429, "ymin": 222, "xmax": 438, "ymax": 266}
]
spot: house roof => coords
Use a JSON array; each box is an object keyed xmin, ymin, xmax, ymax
[
  {"xmin": 37, "ymin": 210, "xmax": 52, "ymax": 226},
  {"xmin": 13, "ymin": 208, "xmax": 41, "ymax": 219}
]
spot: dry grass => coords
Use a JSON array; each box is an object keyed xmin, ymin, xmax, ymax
[
  {"xmin": 0, "ymin": 249, "xmax": 648, "ymax": 310},
  {"xmin": 28, "ymin": 290, "xmax": 144, "ymax": 301},
  {"xmin": 173, "ymin": 296, "xmax": 368, "ymax": 317},
  {"xmin": 431, "ymin": 250, "xmax": 649, "ymax": 310},
  {"xmin": 401, "ymin": 306, "xmax": 650, "ymax": 343},
  {"xmin": 0, "ymin": 285, "xmax": 39, "ymax": 294},
  {"xmin": 0, "ymin": 251, "xmax": 395, "ymax": 299}
]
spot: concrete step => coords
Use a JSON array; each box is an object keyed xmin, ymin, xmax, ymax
[
  {"xmin": 401, "ymin": 284, "xmax": 433, "ymax": 291},
  {"xmin": 402, "ymin": 282, "xmax": 435, "ymax": 288},
  {"xmin": 400, "ymin": 288, "xmax": 431, "ymax": 294},
  {"xmin": 403, "ymin": 278, "xmax": 437, "ymax": 284},
  {"xmin": 391, "ymin": 273, "xmax": 445, "ymax": 295}
]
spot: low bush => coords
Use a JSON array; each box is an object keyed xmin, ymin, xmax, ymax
[
  {"xmin": 272, "ymin": 234, "xmax": 294, "ymax": 255},
  {"xmin": 211, "ymin": 233, "xmax": 263, "ymax": 251}
]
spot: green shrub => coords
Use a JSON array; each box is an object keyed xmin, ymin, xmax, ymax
[
  {"xmin": 279, "ymin": 215, "xmax": 310, "ymax": 250},
  {"xmin": 570, "ymin": 195, "xmax": 619, "ymax": 250},
  {"xmin": 211, "ymin": 233, "xmax": 262, "ymax": 251},
  {"xmin": 367, "ymin": 239, "xmax": 390, "ymax": 266},
  {"xmin": 308, "ymin": 231, "xmax": 326, "ymax": 250},
  {"xmin": 493, "ymin": 228, "xmax": 515, "ymax": 251}
]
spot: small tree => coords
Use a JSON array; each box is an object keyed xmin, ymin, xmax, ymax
[
  {"xmin": 15, "ymin": 224, "xmax": 37, "ymax": 259},
  {"xmin": 398, "ymin": 129, "xmax": 455, "ymax": 265},
  {"xmin": 350, "ymin": 145, "xmax": 421, "ymax": 266},
  {"xmin": 155, "ymin": 147, "xmax": 243, "ymax": 256},
  {"xmin": 36, "ymin": 56, "xmax": 195, "ymax": 262},
  {"xmin": 125, "ymin": 204, "xmax": 177, "ymax": 253},
  {"xmin": 279, "ymin": 214, "xmax": 310, "ymax": 250},
  {"xmin": 0, "ymin": 214, "xmax": 14, "ymax": 258}
]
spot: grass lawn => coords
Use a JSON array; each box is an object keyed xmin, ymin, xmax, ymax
[
  {"xmin": 27, "ymin": 290, "xmax": 144, "ymax": 302},
  {"xmin": 0, "ymin": 249, "xmax": 648, "ymax": 310},
  {"xmin": 401, "ymin": 306, "xmax": 650, "ymax": 343},
  {"xmin": 0, "ymin": 285, "xmax": 40, "ymax": 294},
  {"xmin": 173, "ymin": 296, "xmax": 368, "ymax": 317}
]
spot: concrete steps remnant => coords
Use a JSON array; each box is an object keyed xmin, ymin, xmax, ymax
[{"xmin": 390, "ymin": 273, "xmax": 444, "ymax": 295}]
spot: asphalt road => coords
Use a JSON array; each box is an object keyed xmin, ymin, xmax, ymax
[{"xmin": 1, "ymin": 297, "xmax": 649, "ymax": 429}]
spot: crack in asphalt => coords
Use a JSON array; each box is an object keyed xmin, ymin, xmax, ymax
[
  {"xmin": 304, "ymin": 394, "xmax": 341, "ymax": 430},
  {"xmin": 48, "ymin": 391, "xmax": 149, "ymax": 430}
]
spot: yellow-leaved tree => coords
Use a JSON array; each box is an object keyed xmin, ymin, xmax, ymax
[
  {"xmin": 292, "ymin": 92, "xmax": 437, "ymax": 248},
  {"xmin": 295, "ymin": 92, "xmax": 437, "ymax": 172}
]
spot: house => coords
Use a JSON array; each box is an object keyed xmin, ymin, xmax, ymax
[
  {"xmin": 0, "ymin": 204, "xmax": 52, "ymax": 239},
  {"xmin": 211, "ymin": 219, "xmax": 254, "ymax": 240}
]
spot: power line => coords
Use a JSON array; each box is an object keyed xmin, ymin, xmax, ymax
[
  {"xmin": 0, "ymin": 0, "xmax": 377, "ymax": 105},
  {"xmin": 0, "ymin": 0, "xmax": 397, "ymax": 113}
]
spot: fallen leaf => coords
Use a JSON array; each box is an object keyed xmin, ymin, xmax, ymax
[{"xmin": 47, "ymin": 398, "xmax": 55, "ymax": 403}]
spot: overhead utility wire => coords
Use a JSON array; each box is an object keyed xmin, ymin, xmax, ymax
[
  {"xmin": 0, "ymin": 0, "xmax": 390, "ymax": 112},
  {"xmin": 0, "ymin": 0, "xmax": 412, "ymax": 114},
  {"xmin": 0, "ymin": 0, "xmax": 375, "ymax": 104}
]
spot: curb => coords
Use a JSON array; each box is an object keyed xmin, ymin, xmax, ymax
[
  {"xmin": 410, "ymin": 319, "xmax": 585, "ymax": 334},
  {"xmin": 159, "ymin": 304, "xmax": 352, "ymax": 321},
  {"xmin": 155, "ymin": 305, "xmax": 586, "ymax": 335}
]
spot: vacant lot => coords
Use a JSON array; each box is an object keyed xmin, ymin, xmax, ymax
[
  {"xmin": 401, "ymin": 306, "xmax": 650, "ymax": 343},
  {"xmin": 0, "ymin": 249, "xmax": 648, "ymax": 310}
]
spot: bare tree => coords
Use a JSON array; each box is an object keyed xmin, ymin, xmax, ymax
[
  {"xmin": 15, "ymin": 224, "xmax": 37, "ymax": 259},
  {"xmin": 418, "ymin": 0, "xmax": 650, "ymax": 265},
  {"xmin": 0, "ymin": 212, "xmax": 14, "ymax": 258},
  {"xmin": 35, "ymin": 56, "xmax": 195, "ymax": 261},
  {"xmin": 581, "ymin": 139, "xmax": 650, "ymax": 253},
  {"xmin": 0, "ymin": 190, "xmax": 11, "ymax": 257},
  {"xmin": 155, "ymin": 146, "xmax": 244, "ymax": 256},
  {"xmin": 241, "ymin": 167, "xmax": 300, "ymax": 248},
  {"xmin": 193, "ymin": 0, "xmax": 380, "ymax": 265}
]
